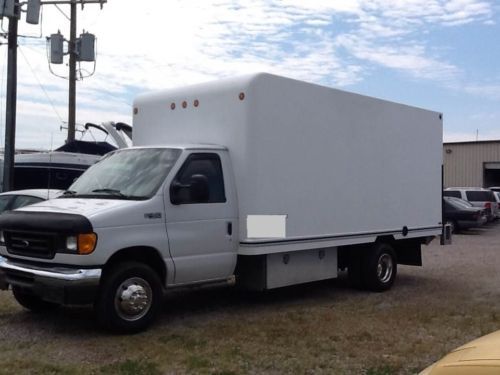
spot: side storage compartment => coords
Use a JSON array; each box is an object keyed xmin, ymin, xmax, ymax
[{"xmin": 236, "ymin": 247, "xmax": 338, "ymax": 291}]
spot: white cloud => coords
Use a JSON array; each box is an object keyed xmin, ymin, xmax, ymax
[
  {"xmin": 280, "ymin": 0, "xmax": 362, "ymax": 14},
  {"xmin": 336, "ymin": 35, "xmax": 460, "ymax": 81}
]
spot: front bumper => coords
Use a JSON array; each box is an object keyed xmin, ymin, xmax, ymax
[{"xmin": 0, "ymin": 256, "xmax": 101, "ymax": 305}]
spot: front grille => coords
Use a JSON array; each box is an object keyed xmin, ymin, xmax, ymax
[{"xmin": 5, "ymin": 232, "xmax": 57, "ymax": 259}]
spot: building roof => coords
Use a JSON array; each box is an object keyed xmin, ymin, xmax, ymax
[{"xmin": 444, "ymin": 139, "xmax": 500, "ymax": 146}]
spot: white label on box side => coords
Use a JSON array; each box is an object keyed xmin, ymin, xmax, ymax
[{"xmin": 247, "ymin": 215, "xmax": 287, "ymax": 238}]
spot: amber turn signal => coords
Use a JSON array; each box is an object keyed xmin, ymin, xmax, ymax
[{"xmin": 78, "ymin": 233, "xmax": 97, "ymax": 255}]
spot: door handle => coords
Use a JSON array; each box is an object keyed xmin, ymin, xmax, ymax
[{"xmin": 227, "ymin": 222, "xmax": 232, "ymax": 236}]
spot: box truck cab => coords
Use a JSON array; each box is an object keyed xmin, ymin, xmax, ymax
[{"xmin": 0, "ymin": 73, "xmax": 443, "ymax": 332}]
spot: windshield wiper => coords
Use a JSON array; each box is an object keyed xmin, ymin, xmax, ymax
[
  {"xmin": 91, "ymin": 188, "xmax": 127, "ymax": 198},
  {"xmin": 60, "ymin": 189, "xmax": 146, "ymax": 200}
]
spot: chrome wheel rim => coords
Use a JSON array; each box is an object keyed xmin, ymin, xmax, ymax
[
  {"xmin": 114, "ymin": 277, "xmax": 152, "ymax": 321},
  {"xmin": 376, "ymin": 253, "xmax": 393, "ymax": 283}
]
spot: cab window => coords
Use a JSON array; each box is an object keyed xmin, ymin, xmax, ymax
[{"xmin": 171, "ymin": 153, "xmax": 226, "ymax": 204}]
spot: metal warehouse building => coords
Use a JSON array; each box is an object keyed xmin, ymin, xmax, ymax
[{"xmin": 444, "ymin": 140, "xmax": 500, "ymax": 188}]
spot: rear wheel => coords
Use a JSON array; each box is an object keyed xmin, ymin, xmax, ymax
[
  {"xmin": 12, "ymin": 286, "xmax": 59, "ymax": 312},
  {"xmin": 94, "ymin": 261, "xmax": 162, "ymax": 333},
  {"xmin": 362, "ymin": 243, "xmax": 397, "ymax": 292}
]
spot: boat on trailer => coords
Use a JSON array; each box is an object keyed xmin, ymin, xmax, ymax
[{"xmin": 10, "ymin": 122, "xmax": 132, "ymax": 191}]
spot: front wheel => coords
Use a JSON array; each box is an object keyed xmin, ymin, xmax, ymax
[
  {"xmin": 362, "ymin": 243, "xmax": 397, "ymax": 292},
  {"xmin": 94, "ymin": 261, "xmax": 162, "ymax": 333}
]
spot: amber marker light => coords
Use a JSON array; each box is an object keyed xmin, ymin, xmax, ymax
[{"xmin": 78, "ymin": 233, "xmax": 98, "ymax": 255}]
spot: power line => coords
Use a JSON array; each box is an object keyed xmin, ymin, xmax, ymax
[
  {"xmin": 19, "ymin": 45, "xmax": 64, "ymax": 123},
  {"xmin": 54, "ymin": 4, "xmax": 70, "ymax": 21}
]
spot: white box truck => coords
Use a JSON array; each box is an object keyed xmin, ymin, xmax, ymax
[{"xmin": 0, "ymin": 73, "xmax": 443, "ymax": 332}]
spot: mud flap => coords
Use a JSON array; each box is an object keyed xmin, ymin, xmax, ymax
[{"xmin": 440, "ymin": 223, "xmax": 452, "ymax": 245}]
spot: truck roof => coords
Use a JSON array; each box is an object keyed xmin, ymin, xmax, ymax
[{"xmin": 134, "ymin": 72, "xmax": 441, "ymax": 115}]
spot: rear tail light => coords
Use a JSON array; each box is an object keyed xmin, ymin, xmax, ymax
[
  {"xmin": 498, "ymin": 203, "xmax": 500, "ymax": 209},
  {"xmin": 485, "ymin": 202, "xmax": 491, "ymax": 209}
]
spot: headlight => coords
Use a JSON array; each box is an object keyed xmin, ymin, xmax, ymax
[
  {"xmin": 0, "ymin": 231, "xmax": 4, "ymax": 245},
  {"xmin": 66, "ymin": 236, "xmax": 78, "ymax": 251},
  {"xmin": 66, "ymin": 233, "xmax": 97, "ymax": 255}
]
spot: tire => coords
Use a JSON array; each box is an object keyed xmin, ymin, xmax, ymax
[
  {"xmin": 94, "ymin": 261, "xmax": 162, "ymax": 333},
  {"xmin": 361, "ymin": 243, "xmax": 397, "ymax": 292},
  {"xmin": 12, "ymin": 286, "xmax": 60, "ymax": 312}
]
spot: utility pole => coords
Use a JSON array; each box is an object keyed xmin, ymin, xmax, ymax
[
  {"xmin": 45, "ymin": 0, "xmax": 106, "ymax": 143},
  {"xmin": 3, "ymin": 1, "xmax": 19, "ymax": 192},
  {"xmin": 68, "ymin": 0, "xmax": 77, "ymax": 142}
]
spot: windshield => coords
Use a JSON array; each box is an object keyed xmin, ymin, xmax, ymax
[{"xmin": 65, "ymin": 148, "xmax": 181, "ymax": 199}]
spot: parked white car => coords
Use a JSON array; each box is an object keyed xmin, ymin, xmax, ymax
[
  {"xmin": 443, "ymin": 187, "xmax": 498, "ymax": 221},
  {"xmin": 493, "ymin": 191, "xmax": 500, "ymax": 218},
  {"xmin": 0, "ymin": 189, "xmax": 63, "ymax": 214}
]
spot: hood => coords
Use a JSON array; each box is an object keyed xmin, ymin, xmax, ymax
[
  {"xmin": 421, "ymin": 330, "xmax": 500, "ymax": 375},
  {"xmin": 17, "ymin": 197, "xmax": 134, "ymax": 218},
  {"xmin": 454, "ymin": 330, "xmax": 500, "ymax": 361}
]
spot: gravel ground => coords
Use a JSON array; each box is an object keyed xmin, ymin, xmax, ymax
[{"xmin": 1, "ymin": 222, "xmax": 500, "ymax": 374}]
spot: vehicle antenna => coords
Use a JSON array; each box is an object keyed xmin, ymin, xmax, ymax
[{"xmin": 47, "ymin": 132, "xmax": 53, "ymax": 194}]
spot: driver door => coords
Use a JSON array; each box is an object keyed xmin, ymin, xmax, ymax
[{"xmin": 164, "ymin": 152, "xmax": 237, "ymax": 285}]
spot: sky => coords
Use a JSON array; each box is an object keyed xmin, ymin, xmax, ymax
[{"xmin": 0, "ymin": 0, "xmax": 499, "ymax": 149}]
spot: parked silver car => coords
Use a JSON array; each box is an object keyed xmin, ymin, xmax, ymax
[
  {"xmin": 0, "ymin": 189, "xmax": 63, "ymax": 214},
  {"xmin": 443, "ymin": 196, "xmax": 487, "ymax": 232},
  {"xmin": 443, "ymin": 187, "xmax": 498, "ymax": 221}
]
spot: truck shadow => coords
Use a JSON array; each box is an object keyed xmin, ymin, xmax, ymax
[
  {"xmin": 1, "ymin": 278, "xmax": 351, "ymax": 336},
  {"xmin": 158, "ymin": 271, "xmax": 410, "ymax": 323},
  {"xmin": 2, "ymin": 271, "xmax": 461, "ymax": 336}
]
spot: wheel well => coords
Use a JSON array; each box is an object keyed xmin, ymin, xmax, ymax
[
  {"xmin": 104, "ymin": 247, "xmax": 167, "ymax": 284},
  {"xmin": 338, "ymin": 237, "xmax": 395, "ymax": 269},
  {"xmin": 375, "ymin": 235, "xmax": 395, "ymax": 244}
]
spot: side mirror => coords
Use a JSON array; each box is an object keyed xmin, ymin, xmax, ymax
[
  {"xmin": 170, "ymin": 181, "xmax": 184, "ymax": 205},
  {"xmin": 189, "ymin": 174, "xmax": 209, "ymax": 203},
  {"xmin": 170, "ymin": 174, "xmax": 209, "ymax": 205}
]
